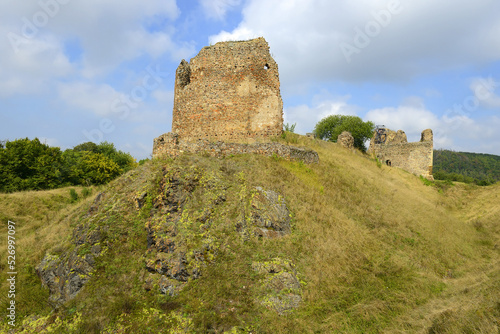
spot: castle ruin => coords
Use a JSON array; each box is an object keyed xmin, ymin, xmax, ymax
[
  {"xmin": 368, "ymin": 127, "xmax": 434, "ymax": 180},
  {"xmin": 172, "ymin": 37, "xmax": 283, "ymax": 141},
  {"xmin": 153, "ymin": 37, "xmax": 319, "ymax": 163}
]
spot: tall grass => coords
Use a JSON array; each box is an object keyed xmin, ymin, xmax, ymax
[{"xmin": 0, "ymin": 136, "xmax": 498, "ymax": 333}]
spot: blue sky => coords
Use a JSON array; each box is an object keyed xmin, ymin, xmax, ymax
[{"xmin": 1, "ymin": 0, "xmax": 500, "ymax": 159}]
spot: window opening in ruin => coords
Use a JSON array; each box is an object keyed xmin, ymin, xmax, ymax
[
  {"xmin": 264, "ymin": 64, "xmax": 269, "ymax": 70},
  {"xmin": 386, "ymin": 160, "xmax": 391, "ymax": 167}
]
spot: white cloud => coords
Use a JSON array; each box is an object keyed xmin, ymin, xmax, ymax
[
  {"xmin": 58, "ymin": 82, "xmax": 120, "ymax": 117},
  {"xmin": 0, "ymin": 0, "xmax": 192, "ymax": 86},
  {"xmin": 199, "ymin": 0, "xmax": 241, "ymax": 21},
  {"xmin": 285, "ymin": 95, "xmax": 358, "ymax": 134},
  {"xmin": 209, "ymin": 0, "xmax": 500, "ymax": 87},
  {"xmin": 470, "ymin": 76, "xmax": 500, "ymax": 109},
  {"xmin": 366, "ymin": 98, "xmax": 440, "ymax": 141},
  {"xmin": 152, "ymin": 90, "xmax": 174, "ymax": 105},
  {"xmin": 0, "ymin": 28, "xmax": 72, "ymax": 96}
]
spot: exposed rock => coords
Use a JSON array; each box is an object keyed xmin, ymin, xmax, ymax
[
  {"xmin": 237, "ymin": 187, "xmax": 292, "ymax": 238},
  {"xmin": 84, "ymin": 192, "xmax": 105, "ymax": 217},
  {"xmin": 337, "ymin": 131, "xmax": 355, "ymax": 149},
  {"xmin": 37, "ymin": 192, "xmax": 107, "ymax": 306},
  {"xmin": 252, "ymin": 258, "xmax": 302, "ymax": 315},
  {"xmin": 143, "ymin": 167, "xmax": 226, "ymax": 293},
  {"xmin": 36, "ymin": 241, "xmax": 102, "ymax": 306},
  {"xmin": 133, "ymin": 191, "xmax": 147, "ymax": 209}
]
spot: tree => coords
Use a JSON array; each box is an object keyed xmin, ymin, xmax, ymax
[
  {"xmin": 313, "ymin": 115, "xmax": 374, "ymax": 151},
  {"xmin": 76, "ymin": 152, "xmax": 122, "ymax": 185},
  {"xmin": 0, "ymin": 138, "xmax": 64, "ymax": 192},
  {"xmin": 73, "ymin": 141, "xmax": 136, "ymax": 173}
]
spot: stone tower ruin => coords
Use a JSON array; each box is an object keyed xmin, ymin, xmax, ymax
[
  {"xmin": 152, "ymin": 37, "xmax": 319, "ymax": 163},
  {"xmin": 172, "ymin": 37, "xmax": 283, "ymax": 142},
  {"xmin": 368, "ymin": 127, "xmax": 434, "ymax": 180}
]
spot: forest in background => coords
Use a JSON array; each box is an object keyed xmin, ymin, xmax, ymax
[{"xmin": 433, "ymin": 149, "xmax": 500, "ymax": 185}]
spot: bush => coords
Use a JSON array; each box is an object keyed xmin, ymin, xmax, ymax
[
  {"xmin": 313, "ymin": 115, "xmax": 374, "ymax": 152},
  {"xmin": 69, "ymin": 189, "xmax": 79, "ymax": 203}
]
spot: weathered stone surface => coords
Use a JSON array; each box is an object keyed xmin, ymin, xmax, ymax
[
  {"xmin": 421, "ymin": 128, "xmax": 433, "ymax": 142},
  {"xmin": 237, "ymin": 187, "xmax": 292, "ymax": 238},
  {"xmin": 368, "ymin": 127, "xmax": 433, "ymax": 180},
  {"xmin": 84, "ymin": 192, "xmax": 104, "ymax": 217},
  {"xmin": 36, "ymin": 192, "xmax": 108, "ymax": 306},
  {"xmin": 143, "ymin": 167, "xmax": 226, "ymax": 293},
  {"xmin": 153, "ymin": 135, "xmax": 319, "ymax": 164},
  {"xmin": 153, "ymin": 37, "xmax": 320, "ymax": 164},
  {"xmin": 337, "ymin": 131, "xmax": 354, "ymax": 149},
  {"xmin": 252, "ymin": 258, "xmax": 301, "ymax": 315},
  {"xmin": 251, "ymin": 187, "xmax": 292, "ymax": 238},
  {"xmin": 172, "ymin": 37, "xmax": 283, "ymax": 142}
]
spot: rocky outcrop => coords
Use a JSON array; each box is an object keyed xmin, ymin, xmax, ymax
[
  {"xmin": 252, "ymin": 258, "xmax": 302, "ymax": 315},
  {"xmin": 142, "ymin": 167, "xmax": 227, "ymax": 294},
  {"xmin": 237, "ymin": 187, "xmax": 292, "ymax": 238},
  {"xmin": 36, "ymin": 193, "xmax": 107, "ymax": 306},
  {"xmin": 337, "ymin": 131, "xmax": 354, "ymax": 149}
]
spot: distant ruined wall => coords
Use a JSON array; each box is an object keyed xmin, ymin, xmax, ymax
[
  {"xmin": 369, "ymin": 128, "xmax": 434, "ymax": 179},
  {"xmin": 172, "ymin": 37, "xmax": 283, "ymax": 142}
]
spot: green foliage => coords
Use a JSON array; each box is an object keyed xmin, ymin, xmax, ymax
[
  {"xmin": 77, "ymin": 152, "xmax": 122, "ymax": 185},
  {"xmin": 283, "ymin": 122, "xmax": 296, "ymax": 133},
  {"xmin": 0, "ymin": 138, "xmax": 137, "ymax": 193},
  {"xmin": 69, "ymin": 188, "xmax": 79, "ymax": 203},
  {"xmin": 433, "ymin": 149, "xmax": 500, "ymax": 185},
  {"xmin": 0, "ymin": 138, "xmax": 63, "ymax": 192},
  {"xmin": 81, "ymin": 187, "xmax": 92, "ymax": 198},
  {"xmin": 77, "ymin": 141, "xmax": 136, "ymax": 173},
  {"xmin": 313, "ymin": 115, "xmax": 374, "ymax": 151}
]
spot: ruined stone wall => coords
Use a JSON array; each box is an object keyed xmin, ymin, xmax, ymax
[
  {"xmin": 172, "ymin": 37, "xmax": 283, "ymax": 142},
  {"xmin": 369, "ymin": 129, "xmax": 434, "ymax": 179},
  {"xmin": 153, "ymin": 133, "xmax": 319, "ymax": 164}
]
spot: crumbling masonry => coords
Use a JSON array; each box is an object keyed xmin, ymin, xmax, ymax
[
  {"xmin": 153, "ymin": 37, "xmax": 319, "ymax": 163},
  {"xmin": 368, "ymin": 127, "xmax": 434, "ymax": 180}
]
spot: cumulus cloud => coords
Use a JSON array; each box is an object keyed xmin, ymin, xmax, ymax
[
  {"xmin": 366, "ymin": 98, "xmax": 440, "ymax": 141},
  {"xmin": 0, "ymin": 0, "xmax": 192, "ymax": 88},
  {"xmin": 0, "ymin": 28, "xmax": 72, "ymax": 96},
  {"xmin": 470, "ymin": 76, "xmax": 500, "ymax": 109},
  {"xmin": 199, "ymin": 0, "xmax": 241, "ymax": 21},
  {"xmin": 284, "ymin": 95, "xmax": 358, "ymax": 134},
  {"xmin": 58, "ymin": 82, "xmax": 120, "ymax": 117},
  {"xmin": 209, "ymin": 0, "xmax": 500, "ymax": 87}
]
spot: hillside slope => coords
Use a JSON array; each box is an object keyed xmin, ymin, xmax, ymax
[
  {"xmin": 1, "ymin": 134, "xmax": 498, "ymax": 333},
  {"xmin": 434, "ymin": 149, "xmax": 500, "ymax": 185}
]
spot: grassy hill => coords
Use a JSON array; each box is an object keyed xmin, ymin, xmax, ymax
[
  {"xmin": 1, "ymin": 134, "xmax": 498, "ymax": 333},
  {"xmin": 433, "ymin": 149, "xmax": 500, "ymax": 185}
]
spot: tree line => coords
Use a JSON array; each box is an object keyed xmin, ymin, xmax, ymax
[
  {"xmin": 0, "ymin": 138, "xmax": 137, "ymax": 193},
  {"xmin": 433, "ymin": 149, "xmax": 500, "ymax": 186}
]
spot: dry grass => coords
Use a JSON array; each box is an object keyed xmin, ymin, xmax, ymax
[
  {"xmin": 0, "ymin": 136, "xmax": 498, "ymax": 333},
  {"xmin": 0, "ymin": 187, "xmax": 98, "ymax": 318}
]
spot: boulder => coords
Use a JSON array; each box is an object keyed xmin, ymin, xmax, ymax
[{"xmin": 337, "ymin": 131, "xmax": 355, "ymax": 149}]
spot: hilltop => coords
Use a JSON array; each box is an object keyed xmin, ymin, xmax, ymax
[
  {"xmin": 0, "ymin": 133, "xmax": 498, "ymax": 333},
  {"xmin": 434, "ymin": 149, "xmax": 500, "ymax": 185}
]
